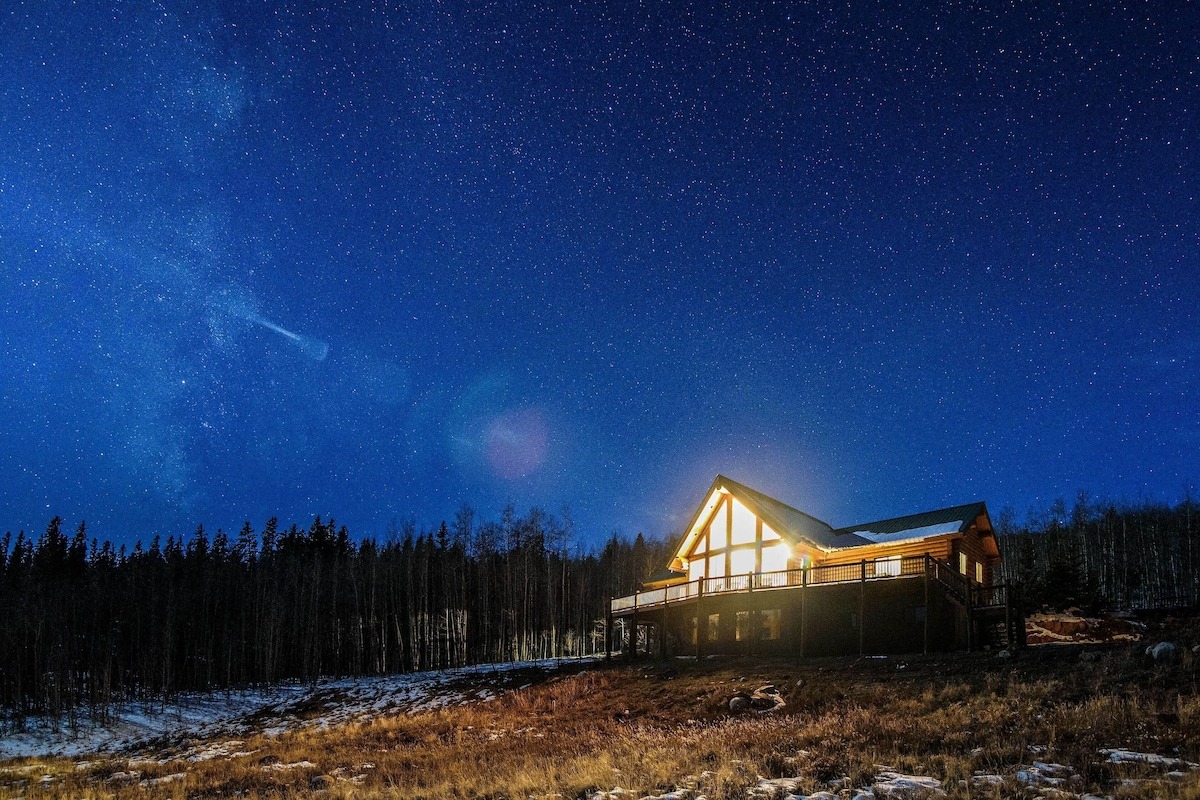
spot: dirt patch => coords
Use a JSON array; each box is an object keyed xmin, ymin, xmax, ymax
[{"xmin": 1027, "ymin": 611, "xmax": 1146, "ymax": 645}]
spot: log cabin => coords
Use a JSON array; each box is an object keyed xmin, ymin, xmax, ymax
[{"xmin": 607, "ymin": 475, "xmax": 1023, "ymax": 659}]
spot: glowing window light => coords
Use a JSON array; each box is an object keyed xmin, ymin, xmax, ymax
[
  {"xmin": 709, "ymin": 500, "xmax": 728, "ymax": 549},
  {"xmin": 730, "ymin": 499, "xmax": 756, "ymax": 545},
  {"xmin": 762, "ymin": 522, "xmax": 781, "ymax": 541},
  {"xmin": 730, "ymin": 548, "xmax": 756, "ymax": 575},
  {"xmin": 762, "ymin": 543, "xmax": 790, "ymax": 573},
  {"xmin": 875, "ymin": 556, "xmax": 901, "ymax": 577},
  {"xmin": 687, "ymin": 556, "xmax": 705, "ymax": 582}
]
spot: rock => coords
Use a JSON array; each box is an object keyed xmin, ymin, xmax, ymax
[
  {"xmin": 995, "ymin": 649, "xmax": 1012, "ymax": 659},
  {"xmin": 748, "ymin": 685, "xmax": 785, "ymax": 711},
  {"xmin": 728, "ymin": 695, "xmax": 751, "ymax": 712},
  {"xmin": 310, "ymin": 774, "xmax": 335, "ymax": 790},
  {"xmin": 257, "ymin": 754, "xmax": 281, "ymax": 766},
  {"xmin": 1146, "ymin": 642, "xmax": 1179, "ymax": 664}
]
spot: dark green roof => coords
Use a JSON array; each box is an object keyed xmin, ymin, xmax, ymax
[
  {"xmin": 833, "ymin": 501, "xmax": 987, "ymax": 541},
  {"xmin": 644, "ymin": 567, "xmax": 686, "ymax": 584}
]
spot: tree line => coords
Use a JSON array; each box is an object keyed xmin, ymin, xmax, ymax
[
  {"xmin": 996, "ymin": 492, "xmax": 1198, "ymax": 612},
  {"xmin": 0, "ymin": 507, "xmax": 671, "ymax": 725}
]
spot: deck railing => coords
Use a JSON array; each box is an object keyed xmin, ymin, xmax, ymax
[{"xmin": 611, "ymin": 554, "xmax": 946, "ymax": 614}]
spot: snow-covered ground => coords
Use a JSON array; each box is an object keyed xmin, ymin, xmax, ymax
[{"xmin": 0, "ymin": 657, "xmax": 595, "ymax": 760}]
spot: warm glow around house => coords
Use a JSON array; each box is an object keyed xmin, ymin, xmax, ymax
[{"xmin": 682, "ymin": 491, "xmax": 797, "ymax": 581}]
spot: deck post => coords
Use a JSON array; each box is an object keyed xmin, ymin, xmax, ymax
[
  {"xmin": 965, "ymin": 583, "xmax": 974, "ymax": 652},
  {"xmin": 660, "ymin": 595, "xmax": 668, "ymax": 661},
  {"xmin": 695, "ymin": 579, "xmax": 704, "ymax": 659},
  {"xmin": 1004, "ymin": 584, "xmax": 1013, "ymax": 650},
  {"xmin": 799, "ymin": 568, "xmax": 807, "ymax": 659},
  {"xmin": 630, "ymin": 593, "xmax": 639, "ymax": 661},
  {"xmin": 923, "ymin": 557, "xmax": 930, "ymax": 655},
  {"xmin": 605, "ymin": 600, "xmax": 613, "ymax": 662},
  {"xmin": 859, "ymin": 560, "xmax": 866, "ymax": 656}
]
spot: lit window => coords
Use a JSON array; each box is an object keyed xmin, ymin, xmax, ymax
[
  {"xmin": 761, "ymin": 542, "xmax": 790, "ymax": 573},
  {"xmin": 762, "ymin": 522, "xmax": 781, "ymax": 541},
  {"xmin": 687, "ymin": 556, "xmax": 705, "ymax": 582},
  {"xmin": 707, "ymin": 613, "xmax": 720, "ymax": 642},
  {"xmin": 975, "ymin": 561, "xmax": 984, "ymax": 584},
  {"xmin": 959, "ymin": 552, "xmax": 968, "ymax": 575},
  {"xmin": 709, "ymin": 500, "xmax": 728, "ymax": 549},
  {"xmin": 875, "ymin": 555, "xmax": 901, "ymax": 577},
  {"xmin": 730, "ymin": 548, "xmax": 756, "ymax": 575},
  {"xmin": 730, "ymin": 499, "xmax": 756, "ymax": 544},
  {"xmin": 708, "ymin": 554, "xmax": 726, "ymax": 578}
]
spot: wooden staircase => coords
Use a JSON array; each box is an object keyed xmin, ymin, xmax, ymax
[{"xmin": 926, "ymin": 557, "xmax": 1024, "ymax": 651}]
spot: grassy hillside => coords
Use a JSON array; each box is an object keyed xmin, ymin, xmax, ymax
[{"xmin": 5, "ymin": 618, "xmax": 1200, "ymax": 798}]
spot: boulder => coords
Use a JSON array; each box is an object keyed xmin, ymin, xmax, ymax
[
  {"xmin": 309, "ymin": 774, "xmax": 336, "ymax": 790},
  {"xmin": 1146, "ymin": 642, "xmax": 1179, "ymax": 664},
  {"xmin": 728, "ymin": 695, "xmax": 751, "ymax": 712}
]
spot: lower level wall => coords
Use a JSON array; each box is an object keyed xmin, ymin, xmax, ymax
[{"xmin": 623, "ymin": 578, "xmax": 967, "ymax": 658}]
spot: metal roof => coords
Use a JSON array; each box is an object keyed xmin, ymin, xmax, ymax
[{"xmin": 833, "ymin": 501, "xmax": 988, "ymax": 539}]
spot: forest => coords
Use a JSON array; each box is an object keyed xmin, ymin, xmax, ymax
[
  {"xmin": 0, "ymin": 492, "xmax": 1196, "ymax": 724},
  {"xmin": 0, "ymin": 507, "xmax": 670, "ymax": 724}
]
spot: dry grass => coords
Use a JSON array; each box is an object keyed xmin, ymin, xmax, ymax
[{"xmin": 7, "ymin": 641, "xmax": 1200, "ymax": 799}]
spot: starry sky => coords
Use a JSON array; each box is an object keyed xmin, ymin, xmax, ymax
[{"xmin": 1, "ymin": 1, "xmax": 1196, "ymax": 547}]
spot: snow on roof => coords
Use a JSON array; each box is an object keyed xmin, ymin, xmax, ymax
[{"xmin": 842, "ymin": 520, "xmax": 965, "ymax": 546}]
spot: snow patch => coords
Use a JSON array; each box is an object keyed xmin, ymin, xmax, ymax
[{"xmin": 0, "ymin": 657, "xmax": 596, "ymax": 760}]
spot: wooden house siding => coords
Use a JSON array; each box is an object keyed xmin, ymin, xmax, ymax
[{"xmin": 608, "ymin": 476, "xmax": 1019, "ymax": 659}]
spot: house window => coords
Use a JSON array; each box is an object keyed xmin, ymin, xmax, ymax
[
  {"xmin": 730, "ymin": 548, "xmax": 756, "ymax": 575},
  {"xmin": 708, "ymin": 554, "xmax": 726, "ymax": 579},
  {"xmin": 687, "ymin": 556, "xmax": 704, "ymax": 582},
  {"xmin": 761, "ymin": 542, "xmax": 789, "ymax": 573},
  {"xmin": 735, "ymin": 611, "xmax": 751, "ymax": 641},
  {"xmin": 709, "ymin": 500, "xmax": 729, "ymax": 549},
  {"xmin": 959, "ymin": 552, "xmax": 969, "ymax": 575},
  {"xmin": 707, "ymin": 613, "xmax": 720, "ymax": 642},
  {"xmin": 975, "ymin": 561, "xmax": 984, "ymax": 584},
  {"xmin": 731, "ymin": 498, "xmax": 757, "ymax": 544},
  {"xmin": 760, "ymin": 609, "xmax": 782, "ymax": 640},
  {"xmin": 875, "ymin": 555, "xmax": 901, "ymax": 577}
]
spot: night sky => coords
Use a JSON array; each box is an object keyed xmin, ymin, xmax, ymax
[{"xmin": 1, "ymin": 2, "xmax": 1196, "ymax": 548}]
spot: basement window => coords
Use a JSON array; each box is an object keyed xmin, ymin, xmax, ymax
[
  {"xmin": 707, "ymin": 613, "xmax": 720, "ymax": 643},
  {"xmin": 761, "ymin": 609, "xmax": 782, "ymax": 640},
  {"xmin": 735, "ymin": 611, "xmax": 751, "ymax": 641}
]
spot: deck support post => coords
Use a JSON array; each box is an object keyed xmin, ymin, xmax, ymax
[
  {"xmin": 630, "ymin": 594, "xmax": 639, "ymax": 661},
  {"xmin": 965, "ymin": 585, "xmax": 974, "ymax": 652},
  {"xmin": 660, "ymin": 597, "xmax": 668, "ymax": 661},
  {"xmin": 695, "ymin": 580, "xmax": 704, "ymax": 659},
  {"xmin": 1004, "ymin": 584, "xmax": 1013, "ymax": 650},
  {"xmin": 799, "ymin": 568, "xmax": 807, "ymax": 659},
  {"xmin": 923, "ymin": 557, "xmax": 930, "ymax": 655},
  {"xmin": 859, "ymin": 560, "xmax": 867, "ymax": 656},
  {"xmin": 605, "ymin": 600, "xmax": 613, "ymax": 662}
]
